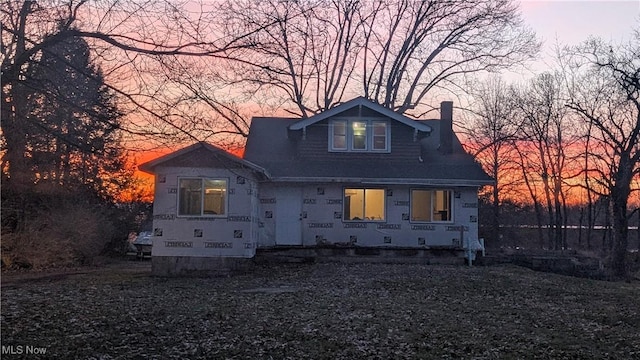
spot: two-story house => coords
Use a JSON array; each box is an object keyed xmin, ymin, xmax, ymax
[{"xmin": 140, "ymin": 97, "xmax": 492, "ymax": 276}]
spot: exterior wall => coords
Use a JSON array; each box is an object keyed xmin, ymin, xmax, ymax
[
  {"xmin": 257, "ymin": 182, "xmax": 480, "ymax": 248},
  {"xmin": 151, "ymin": 166, "xmax": 259, "ymax": 261}
]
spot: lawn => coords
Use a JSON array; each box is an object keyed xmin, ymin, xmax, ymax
[{"xmin": 2, "ymin": 261, "xmax": 639, "ymax": 359}]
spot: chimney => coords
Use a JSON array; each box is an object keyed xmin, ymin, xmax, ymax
[{"xmin": 439, "ymin": 101, "xmax": 453, "ymax": 154}]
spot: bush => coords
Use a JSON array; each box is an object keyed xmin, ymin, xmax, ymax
[
  {"xmin": 1, "ymin": 186, "xmax": 147, "ymax": 270},
  {"xmin": 1, "ymin": 200, "xmax": 119, "ymax": 269}
]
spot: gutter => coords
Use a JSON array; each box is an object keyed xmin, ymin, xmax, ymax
[{"xmin": 262, "ymin": 177, "xmax": 493, "ymax": 187}]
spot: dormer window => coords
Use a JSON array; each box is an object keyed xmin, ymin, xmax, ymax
[
  {"xmin": 372, "ymin": 122, "xmax": 388, "ymax": 150},
  {"xmin": 330, "ymin": 119, "xmax": 390, "ymax": 152},
  {"xmin": 332, "ymin": 121, "xmax": 347, "ymax": 150}
]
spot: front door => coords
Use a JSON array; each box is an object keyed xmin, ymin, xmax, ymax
[{"xmin": 275, "ymin": 187, "xmax": 302, "ymax": 245}]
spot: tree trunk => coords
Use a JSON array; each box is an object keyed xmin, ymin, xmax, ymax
[
  {"xmin": 492, "ymin": 163, "xmax": 500, "ymax": 245},
  {"xmin": 1, "ymin": 1, "xmax": 34, "ymax": 192},
  {"xmin": 609, "ymin": 156, "xmax": 633, "ymax": 278},
  {"xmin": 586, "ymin": 191, "xmax": 594, "ymax": 250},
  {"xmin": 578, "ymin": 207, "xmax": 584, "ymax": 248},
  {"xmin": 611, "ymin": 188, "xmax": 629, "ymax": 278},
  {"xmin": 1, "ymin": 83, "xmax": 31, "ymax": 191}
]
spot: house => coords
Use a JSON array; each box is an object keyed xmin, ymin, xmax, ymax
[{"xmin": 140, "ymin": 97, "xmax": 493, "ymax": 276}]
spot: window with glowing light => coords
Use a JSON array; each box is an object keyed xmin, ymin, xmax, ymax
[
  {"xmin": 352, "ymin": 121, "xmax": 367, "ymax": 150},
  {"xmin": 343, "ymin": 188, "xmax": 385, "ymax": 221},
  {"xmin": 178, "ymin": 178, "xmax": 227, "ymax": 216},
  {"xmin": 411, "ymin": 189, "xmax": 452, "ymax": 222},
  {"xmin": 330, "ymin": 119, "xmax": 389, "ymax": 152}
]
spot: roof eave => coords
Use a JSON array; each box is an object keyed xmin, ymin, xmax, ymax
[
  {"xmin": 288, "ymin": 97, "xmax": 432, "ymax": 133},
  {"xmin": 263, "ymin": 177, "xmax": 494, "ymax": 187},
  {"xmin": 138, "ymin": 142, "xmax": 271, "ymax": 178}
]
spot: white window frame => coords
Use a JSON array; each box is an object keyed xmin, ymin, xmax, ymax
[
  {"xmin": 329, "ymin": 119, "xmax": 390, "ymax": 152},
  {"xmin": 343, "ymin": 187, "xmax": 386, "ymax": 222},
  {"xmin": 410, "ymin": 189, "xmax": 454, "ymax": 223},
  {"xmin": 177, "ymin": 177, "xmax": 228, "ymax": 218}
]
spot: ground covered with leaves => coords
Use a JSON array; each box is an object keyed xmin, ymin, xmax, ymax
[{"xmin": 2, "ymin": 261, "xmax": 640, "ymax": 359}]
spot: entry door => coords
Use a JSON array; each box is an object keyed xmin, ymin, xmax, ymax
[{"xmin": 275, "ymin": 187, "xmax": 302, "ymax": 245}]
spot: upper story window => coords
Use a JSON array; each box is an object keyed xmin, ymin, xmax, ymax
[
  {"xmin": 330, "ymin": 119, "xmax": 389, "ymax": 152},
  {"xmin": 178, "ymin": 178, "xmax": 227, "ymax": 217},
  {"xmin": 332, "ymin": 121, "xmax": 347, "ymax": 150}
]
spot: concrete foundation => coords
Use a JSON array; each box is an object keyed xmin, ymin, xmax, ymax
[
  {"xmin": 152, "ymin": 247, "xmax": 474, "ymax": 276},
  {"xmin": 255, "ymin": 246, "xmax": 468, "ymax": 265},
  {"xmin": 152, "ymin": 256, "xmax": 254, "ymax": 277}
]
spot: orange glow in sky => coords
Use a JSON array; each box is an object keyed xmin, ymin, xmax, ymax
[{"xmin": 122, "ymin": 0, "xmax": 639, "ymax": 204}]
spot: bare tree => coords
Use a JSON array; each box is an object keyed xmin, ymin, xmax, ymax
[
  {"xmin": 1, "ymin": 0, "xmax": 254, "ymax": 189},
  {"xmin": 361, "ymin": 0, "xmax": 539, "ymax": 115},
  {"xmin": 128, "ymin": 55, "xmax": 253, "ymax": 151},
  {"xmin": 462, "ymin": 76, "xmax": 520, "ymax": 245},
  {"xmin": 218, "ymin": 0, "xmax": 363, "ymax": 118},
  {"xmin": 510, "ymin": 72, "xmax": 579, "ymax": 250},
  {"xmin": 566, "ymin": 32, "xmax": 640, "ymax": 278},
  {"xmin": 217, "ymin": 0, "xmax": 539, "ymax": 117}
]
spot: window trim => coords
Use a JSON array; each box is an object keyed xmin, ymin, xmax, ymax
[
  {"xmin": 177, "ymin": 177, "xmax": 228, "ymax": 218},
  {"xmin": 329, "ymin": 118, "xmax": 390, "ymax": 153},
  {"xmin": 410, "ymin": 189, "xmax": 454, "ymax": 223},
  {"xmin": 342, "ymin": 187, "xmax": 386, "ymax": 222}
]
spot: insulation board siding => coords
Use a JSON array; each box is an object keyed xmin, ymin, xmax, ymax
[
  {"xmin": 257, "ymin": 183, "xmax": 480, "ymax": 248},
  {"xmin": 151, "ymin": 166, "xmax": 259, "ymax": 258}
]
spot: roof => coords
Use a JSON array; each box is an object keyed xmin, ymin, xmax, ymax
[
  {"xmin": 139, "ymin": 142, "xmax": 268, "ymax": 176},
  {"xmin": 288, "ymin": 96, "xmax": 432, "ymax": 133},
  {"xmin": 244, "ymin": 117, "xmax": 493, "ymax": 187}
]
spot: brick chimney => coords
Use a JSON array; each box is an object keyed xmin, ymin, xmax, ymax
[{"xmin": 439, "ymin": 101, "xmax": 453, "ymax": 154}]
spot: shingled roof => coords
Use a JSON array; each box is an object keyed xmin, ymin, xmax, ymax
[
  {"xmin": 244, "ymin": 109, "xmax": 492, "ymax": 187},
  {"xmin": 139, "ymin": 142, "xmax": 268, "ymax": 176}
]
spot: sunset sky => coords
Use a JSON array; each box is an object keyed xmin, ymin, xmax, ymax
[
  {"xmin": 132, "ymin": 0, "xmax": 640, "ymax": 196},
  {"xmin": 517, "ymin": 0, "xmax": 638, "ymax": 78}
]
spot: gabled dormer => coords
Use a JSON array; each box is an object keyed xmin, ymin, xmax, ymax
[{"xmin": 287, "ymin": 97, "xmax": 431, "ymax": 155}]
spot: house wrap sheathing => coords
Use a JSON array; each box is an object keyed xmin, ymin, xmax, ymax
[{"xmin": 140, "ymin": 97, "xmax": 493, "ymax": 276}]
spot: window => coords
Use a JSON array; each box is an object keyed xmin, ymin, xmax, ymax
[
  {"xmin": 372, "ymin": 121, "xmax": 388, "ymax": 150},
  {"xmin": 178, "ymin": 178, "xmax": 227, "ymax": 216},
  {"xmin": 352, "ymin": 121, "xmax": 367, "ymax": 150},
  {"xmin": 330, "ymin": 119, "xmax": 389, "ymax": 152},
  {"xmin": 332, "ymin": 120, "xmax": 347, "ymax": 150},
  {"xmin": 411, "ymin": 189, "xmax": 452, "ymax": 222},
  {"xmin": 344, "ymin": 188, "xmax": 385, "ymax": 221}
]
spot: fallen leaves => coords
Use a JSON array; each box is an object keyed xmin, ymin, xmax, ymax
[{"xmin": 1, "ymin": 263, "xmax": 639, "ymax": 359}]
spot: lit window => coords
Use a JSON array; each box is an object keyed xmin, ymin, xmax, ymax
[
  {"xmin": 178, "ymin": 178, "xmax": 227, "ymax": 216},
  {"xmin": 329, "ymin": 119, "xmax": 389, "ymax": 152},
  {"xmin": 352, "ymin": 121, "xmax": 367, "ymax": 150},
  {"xmin": 344, "ymin": 188, "xmax": 385, "ymax": 221},
  {"xmin": 411, "ymin": 189, "xmax": 452, "ymax": 222}
]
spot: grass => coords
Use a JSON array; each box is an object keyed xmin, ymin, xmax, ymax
[{"xmin": 2, "ymin": 262, "xmax": 640, "ymax": 359}]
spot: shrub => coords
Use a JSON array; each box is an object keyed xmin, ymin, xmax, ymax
[{"xmin": 0, "ymin": 186, "xmax": 141, "ymax": 270}]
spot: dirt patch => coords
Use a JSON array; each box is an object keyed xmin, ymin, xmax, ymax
[{"xmin": 1, "ymin": 259, "xmax": 151, "ymax": 287}]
